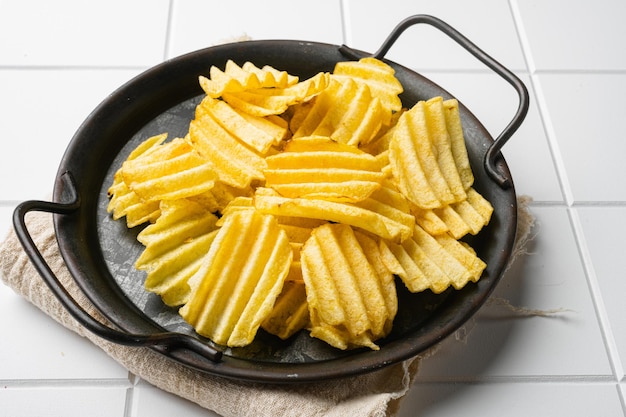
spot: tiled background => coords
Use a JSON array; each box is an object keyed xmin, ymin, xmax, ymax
[{"xmin": 1, "ymin": 0, "xmax": 625, "ymax": 416}]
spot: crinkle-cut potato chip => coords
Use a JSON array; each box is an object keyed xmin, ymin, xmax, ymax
[
  {"xmin": 389, "ymin": 101, "xmax": 457, "ymax": 208},
  {"xmin": 264, "ymin": 136, "xmax": 387, "ymax": 202},
  {"xmin": 261, "ymin": 280, "xmax": 310, "ymax": 340},
  {"xmin": 443, "ymin": 98, "xmax": 474, "ymax": 190},
  {"xmin": 222, "ymin": 72, "xmax": 330, "ymax": 117},
  {"xmin": 332, "ymin": 57, "xmax": 403, "ymax": 124},
  {"xmin": 410, "ymin": 187, "xmax": 494, "ymax": 238},
  {"xmin": 188, "ymin": 181, "xmax": 253, "ymax": 215},
  {"xmin": 353, "ymin": 181, "xmax": 415, "ymax": 237},
  {"xmin": 301, "ymin": 223, "xmax": 397, "ymax": 350},
  {"xmin": 381, "ymin": 223, "xmax": 486, "ymax": 294},
  {"xmin": 121, "ymin": 137, "xmax": 218, "ymax": 203},
  {"xmin": 423, "ymin": 97, "xmax": 467, "ymax": 202},
  {"xmin": 242, "ymin": 62, "xmax": 299, "ymax": 88},
  {"xmin": 179, "ymin": 209, "xmax": 292, "ymax": 347},
  {"xmin": 189, "ymin": 110, "xmax": 267, "ymax": 189},
  {"xmin": 199, "ymin": 60, "xmax": 298, "ymax": 98},
  {"xmin": 290, "ymin": 76, "xmax": 386, "ymax": 146},
  {"xmin": 135, "ymin": 199, "xmax": 220, "ymax": 306},
  {"xmin": 195, "ymin": 96, "xmax": 288, "ymax": 154},
  {"xmin": 107, "ymin": 133, "xmax": 168, "ymax": 227},
  {"xmin": 254, "ymin": 187, "xmax": 410, "ymax": 243}
]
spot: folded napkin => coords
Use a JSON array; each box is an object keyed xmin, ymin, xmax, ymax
[{"xmin": 0, "ymin": 196, "xmax": 533, "ymax": 417}]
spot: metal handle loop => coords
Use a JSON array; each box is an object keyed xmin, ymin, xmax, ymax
[{"xmin": 12, "ymin": 171, "xmax": 222, "ymax": 362}]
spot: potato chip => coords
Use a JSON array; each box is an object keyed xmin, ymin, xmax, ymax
[
  {"xmin": 199, "ymin": 60, "xmax": 298, "ymax": 98},
  {"xmin": 107, "ymin": 133, "xmax": 168, "ymax": 227},
  {"xmin": 196, "ymin": 96, "xmax": 288, "ymax": 154},
  {"xmin": 135, "ymin": 199, "xmax": 220, "ymax": 306},
  {"xmin": 332, "ymin": 57, "xmax": 403, "ymax": 123},
  {"xmin": 254, "ymin": 187, "xmax": 410, "ymax": 243},
  {"xmin": 189, "ymin": 111, "xmax": 267, "ymax": 189},
  {"xmin": 261, "ymin": 280, "xmax": 310, "ymax": 340},
  {"xmin": 410, "ymin": 187, "xmax": 493, "ymax": 238},
  {"xmin": 443, "ymin": 98, "xmax": 474, "ymax": 189},
  {"xmin": 264, "ymin": 136, "xmax": 387, "ymax": 202},
  {"xmin": 188, "ymin": 181, "xmax": 253, "ymax": 215},
  {"xmin": 389, "ymin": 101, "xmax": 457, "ymax": 208},
  {"xmin": 301, "ymin": 223, "xmax": 396, "ymax": 350},
  {"xmin": 290, "ymin": 76, "xmax": 386, "ymax": 146},
  {"xmin": 179, "ymin": 209, "xmax": 292, "ymax": 347},
  {"xmin": 381, "ymin": 223, "xmax": 485, "ymax": 294},
  {"xmin": 222, "ymin": 72, "xmax": 330, "ymax": 117},
  {"xmin": 424, "ymin": 97, "xmax": 467, "ymax": 202},
  {"xmin": 121, "ymin": 137, "xmax": 218, "ymax": 203}
]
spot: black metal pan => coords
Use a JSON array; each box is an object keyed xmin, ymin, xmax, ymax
[{"xmin": 13, "ymin": 15, "xmax": 529, "ymax": 383}]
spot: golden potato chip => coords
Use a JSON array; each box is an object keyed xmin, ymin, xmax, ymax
[
  {"xmin": 199, "ymin": 60, "xmax": 298, "ymax": 98},
  {"xmin": 242, "ymin": 62, "xmax": 299, "ymax": 88},
  {"xmin": 135, "ymin": 199, "xmax": 220, "ymax": 306},
  {"xmin": 222, "ymin": 72, "xmax": 330, "ymax": 117},
  {"xmin": 291, "ymin": 76, "xmax": 386, "ymax": 146},
  {"xmin": 121, "ymin": 137, "xmax": 218, "ymax": 203},
  {"xmin": 107, "ymin": 133, "xmax": 168, "ymax": 227},
  {"xmin": 332, "ymin": 57, "xmax": 403, "ymax": 124},
  {"xmin": 411, "ymin": 187, "xmax": 493, "ymax": 238},
  {"xmin": 389, "ymin": 101, "xmax": 456, "ymax": 208},
  {"xmin": 254, "ymin": 187, "xmax": 410, "ymax": 243},
  {"xmin": 179, "ymin": 209, "xmax": 292, "ymax": 347},
  {"xmin": 443, "ymin": 98, "xmax": 474, "ymax": 189},
  {"xmin": 436, "ymin": 235, "xmax": 486, "ymax": 287},
  {"xmin": 381, "ymin": 223, "xmax": 485, "ymax": 294},
  {"xmin": 195, "ymin": 96, "xmax": 288, "ymax": 154},
  {"xmin": 261, "ymin": 280, "xmax": 310, "ymax": 340},
  {"xmin": 424, "ymin": 97, "xmax": 467, "ymax": 202},
  {"xmin": 189, "ymin": 111, "xmax": 267, "ymax": 189},
  {"xmin": 264, "ymin": 136, "xmax": 387, "ymax": 202},
  {"xmin": 301, "ymin": 223, "xmax": 396, "ymax": 350},
  {"xmin": 107, "ymin": 178, "xmax": 161, "ymax": 227},
  {"xmin": 188, "ymin": 181, "xmax": 253, "ymax": 215},
  {"xmin": 465, "ymin": 187, "xmax": 494, "ymax": 224}
]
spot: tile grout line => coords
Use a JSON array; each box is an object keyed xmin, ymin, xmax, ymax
[
  {"xmin": 508, "ymin": 0, "xmax": 574, "ymax": 208},
  {"xmin": 339, "ymin": 0, "xmax": 351, "ymax": 47},
  {"xmin": 567, "ymin": 207, "xmax": 624, "ymax": 382},
  {"xmin": 162, "ymin": 0, "xmax": 175, "ymax": 61}
]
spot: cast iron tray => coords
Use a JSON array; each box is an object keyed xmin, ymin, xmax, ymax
[{"xmin": 14, "ymin": 15, "xmax": 529, "ymax": 383}]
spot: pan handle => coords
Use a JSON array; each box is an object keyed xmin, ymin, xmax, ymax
[
  {"xmin": 340, "ymin": 14, "xmax": 529, "ymax": 189},
  {"xmin": 12, "ymin": 172, "xmax": 222, "ymax": 362}
]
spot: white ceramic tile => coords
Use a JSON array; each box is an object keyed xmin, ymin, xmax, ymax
[
  {"xmin": 0, "ymin": 206, "xmax": 14, "ymax": 240},
  {"xmin": 0, "ymin": 69, "xmax": 141, "ymax": 201},
  {"xmin": 535, "ymin": 73, "xmax": 626, "ymax": 203},
  {"xmin": 344, "ymin": 0, "xmax": 526, "ymax": 72},
  {"xmin": 419, "ymin": 71, "xmax": 562, "ymax": 202},
  {"xmin": 514, "ymin": 0, "xmax": 626, "ymax": 71},
  {"xmin": 0, "ymin": 284, "xmax": 130, "ymax": 380},
  {"xmin": 0, "ymin": 0, "xmax": 170, "ymax": 67},
  {"xmin": 417, "ymin": 206, "xmax": 612, "ymax": 378},
  {"xmin": 0, "ymin": 386, "xmax": 128, "ymax": 417},
  {"xmin": 577, "ymin": 206, "xmax": 626, "ymax": 379},
  {"xmin": 167, "ymin": 0, "xmax": 343, "ymax": 58},
  {"xmin": 131, "ymin": 381, "xmax": 222, "ymax": 417},
  {"xmin": 0, "ymin": 204, "xmax": 128, "ymax": 380},
  {"xmin": 397, "ymin": 382, "xmax": 624, "ymax": 417}
]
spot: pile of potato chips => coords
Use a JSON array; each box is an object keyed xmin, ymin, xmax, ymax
[{"xmin": 107, "ymin": 57, "xmax": 493, "ymax": 351}]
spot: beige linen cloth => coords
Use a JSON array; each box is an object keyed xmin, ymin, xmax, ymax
[{"xmin": 0, "ymin": 196, "xmax": 534, "ymax": 416}]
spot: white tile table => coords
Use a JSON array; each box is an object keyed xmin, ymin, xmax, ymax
[{"xmin": 1, "ymin": 1, "xmax": 624, "ymax": 416}]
